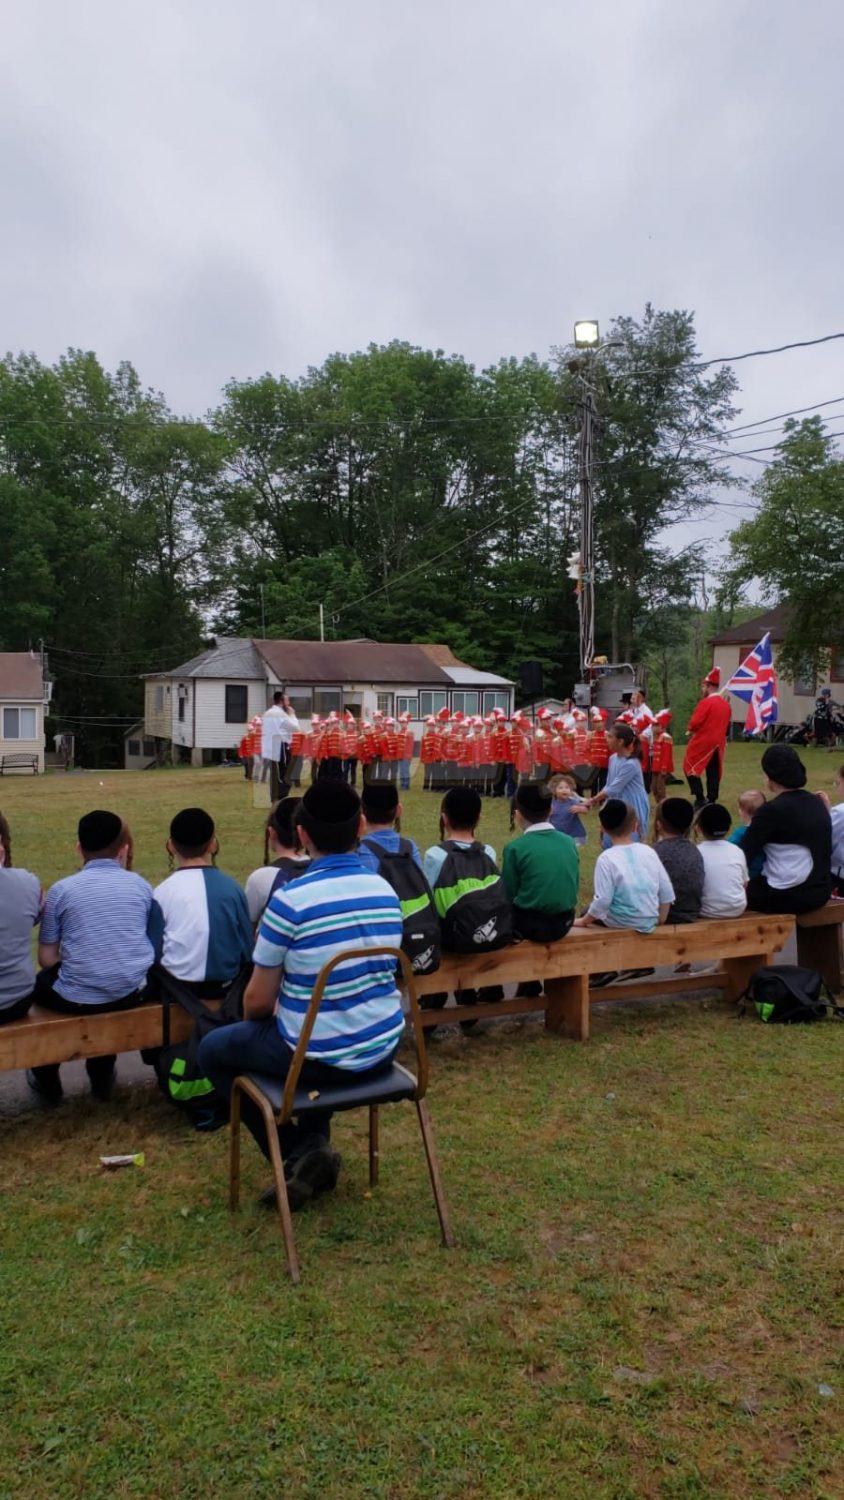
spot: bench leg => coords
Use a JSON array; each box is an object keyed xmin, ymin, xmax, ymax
[
  {"xmin": 797, "ymin": 926, "xmax": 843, "ymax": 994},
  {"xmin": 544, "ymin": 974, "xmax": 590, "ymax": 1041},
  {"xmin": 722, "ymin": 953, "xmax": 775, "ymax": 1004}
]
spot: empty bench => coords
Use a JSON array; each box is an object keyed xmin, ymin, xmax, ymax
[
  {"xmin": 0, "ymin": 914, "xmax": 793, "ymax": 1075},
  {"xmin": 0, "ymin": 753, "xmax": 39, "ymax": 775}
]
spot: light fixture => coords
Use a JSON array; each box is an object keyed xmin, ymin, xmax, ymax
[{"xmin": 573, "ymin": 320, "xmax": 600, "ymax": 348}]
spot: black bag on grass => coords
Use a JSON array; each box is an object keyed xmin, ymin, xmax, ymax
[
  {"xmin": 145, "ymin": 964, "xmax": 249, "ymax": 1119},
  {"xmin": 742, "ymin": 965, "xmax": 844, "ymax": 1024}
]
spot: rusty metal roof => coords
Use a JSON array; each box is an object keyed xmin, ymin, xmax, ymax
[
  {"xmin": 254, "ymin": 639, "xmax": 453, "ymax": 686},
  {"xmin": 0, "ymin": 653, "xmax": 44, "ymax": 700}
]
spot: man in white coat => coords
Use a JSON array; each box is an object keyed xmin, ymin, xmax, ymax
[{"xmin": 260, "ymin": 690, "xmax": 299, "ymax": 784}]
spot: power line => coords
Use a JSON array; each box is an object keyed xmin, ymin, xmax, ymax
[
  {"xmin": 725, "ymin": 394, "xmax": 844, "ymax": 435},
  {"xmin": 698, "ymin": 332, "xmax": 844, "ymax": 367}
]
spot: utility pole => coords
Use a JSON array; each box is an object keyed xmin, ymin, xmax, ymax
[
  {"xmin": 319, "ymin": 603, "xmax": 325, "ymax": 642},
  {"xmin": 576, "ymin": 383, "xmax": 596, "ymax": 678}
]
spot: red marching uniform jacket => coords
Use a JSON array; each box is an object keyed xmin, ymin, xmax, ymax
[{"xmin": 683, "ymin": 694, "xmax": 732, "ymax": 777}]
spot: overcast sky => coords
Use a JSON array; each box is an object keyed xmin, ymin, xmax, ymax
[{"xmin": 3, "ymin": 0, "xmax": 843, "ymax": 563}]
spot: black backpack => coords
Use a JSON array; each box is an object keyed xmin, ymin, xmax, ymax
[
  {"xmin": 742, "ymin": 965, "xmax": 844, "ymax": 1024},
  {"xmin": 434, "ymin": 840, "xmax": 514, "ymax": 954},
  {"xmin": 360, "ymin": 836, "xmax": 441, "ymax": 975},
  {"xmin": 269, "ymin": 855, "xmax": 312, "ymax": 897},
  {"xmin": 146, "ymin": 965, "xmax": 250, "ymax": 1123}
]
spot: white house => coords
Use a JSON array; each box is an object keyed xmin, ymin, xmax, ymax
[
  {"xmin": 141, "ymin": 637, "xmax": 513, "ymax": 765},
  {"xmin": 0, "ymin": 652, "xmax": 51, "ymax": 773},
  {"xmin": 123, "ymin": 720, "xmax": 158, "ymax": 771},
  {"xmin": 711, "ymin": 606, "xmax": 844, "ymax": 727}
]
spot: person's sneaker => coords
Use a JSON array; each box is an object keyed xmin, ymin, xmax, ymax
[
  {"xmin": 87, "ymin": 1066, "xmax": 117, "ymax": 1103},
  {"xmin": 26, "ymin": 1068, "xmax": 63, "ymax": 1104},
  {"xmin": 615, "ymin": 967, "xmax": 656, "ymax": 983},
  {"xmin": 258, "ymin": 1143, "xmax": 342, "ymax": 1212},
  {"xmin": 589, "ymin": 971, "xmax": 619, "ymax": 989}
]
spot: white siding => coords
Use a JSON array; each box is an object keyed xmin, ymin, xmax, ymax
[
  {"xmin": 144, "ymin": 678, "xmax": 174, "ymax": 738},
  {"xmin": 712, "ymin": 644, "xmax": 833, "ymax": 726},
  {"xmin": 0, "ymin": 702, "xmax": 45, "ymax": 772},
  {"xmin": 175, "ymin": 678, "xmax": 268, "ymax": 750}
]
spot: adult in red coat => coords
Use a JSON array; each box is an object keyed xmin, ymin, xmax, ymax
[{"xmin": 684, "ymin": 668, "xmax": 732, "ymax": 808}]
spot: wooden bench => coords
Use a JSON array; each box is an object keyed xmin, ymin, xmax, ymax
[
  {"xmin": 796, "ymin": 902, "xmax": 844, "ymax": 993},
  {"xmin": 0, "ymin": 753, "xmax": 39, "ymax": 775},
  {"xmin": 0, "ymin": 915, "xmax": 792, "ymax": 1073}
]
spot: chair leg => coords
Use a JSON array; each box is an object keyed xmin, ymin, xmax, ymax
[
  {"xmin": 229, "ymin": 1085, "xmax": 242, "ymax": 1212},
  {"xmin": 263, "ymin": 1100, "xmax": 300, "ymax": 1285},
  {"xmin": 369, "ymin": 1105, "xmax": 380, "ymax": 1188},
  {"xmin": 415, "ymin": 1099, "xmax": 455, "ymax": 1249}
]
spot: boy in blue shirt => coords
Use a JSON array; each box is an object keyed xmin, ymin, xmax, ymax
[{"xmin": 356, "ymin": 782, "xmax": 423, "ymax": 872}]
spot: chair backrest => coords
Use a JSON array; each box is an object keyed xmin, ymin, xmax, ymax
[{"xmin": 277, "ymin": 946, "xmax": 428, "ymax": 1124}]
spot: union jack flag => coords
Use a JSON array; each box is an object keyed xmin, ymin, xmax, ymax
[{"xmin": 725, "ymin": 632, "xmax": 778, "ymax": 734}]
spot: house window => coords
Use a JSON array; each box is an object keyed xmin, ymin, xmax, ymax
[
  {"xmin": 314, "ymin": 688, "xmax": 342, "ymax": 716},
  {"xmin": 154, "ymin": 685, "xmax": 164, "ymax": 712},
  {"xmin": 225, "ymin": 684, "xmax": 248, "ymax": 723},
  {"xmin": 483, "ymin": 691, "xmax": 511, "ymax": 714},
  {"xmin": 287, "ymin": 689, "xmax": 312, "ymax": 719},
  {"xmin": 3, "ymin": 707, "xmax": 37, "ymax": 740},
  {"xmin": 178, "ymin": 692, "xmax": 186, "ymax": 722},
  {"xmin": 396, "ymin": 696, "xmax": 418, "ymax": 718},
  {"xmin": 376, "ymin": 692, "xmax": 394, "ymax": 715},
  {"xmin": 142, "ymin": 739, "xmax": 155, "ymax": 757},
  {"xmin": 127, "ymin": 739, "xmax": 141, "ymax": 757},
  {"xmin": 451, "ymin": 691, "xmax": 479, "ymax": 716},
  {"xmin": 419, "ymin": 691, "xmax": 448, "ymax": 718},
  {"xmin": 793, "ymin": 668, "xmax": 816, "ymax": 697},
  {"xmin": 831, "ymin": 650, "xmax": 844, "ymax": 682}
]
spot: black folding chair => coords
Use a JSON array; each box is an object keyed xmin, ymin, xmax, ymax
[{"xmin": 229, "ymin": 946, "xmax": 455, "ymax": 1282}]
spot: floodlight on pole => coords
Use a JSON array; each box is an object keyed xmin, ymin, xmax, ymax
[{"xmin": 573, "ymin": 319, "xmax": 600, "ymax": 349}]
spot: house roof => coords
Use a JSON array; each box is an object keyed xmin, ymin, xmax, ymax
[
  {"xmin": 710, "ymin": 605, "xmax": 790, "ymax": 646},
  {"xmin": 444, "ymin": 665, "xmax": 514, "ymax": 688},
  {"xmin": 254, "ymin": 639, "xmax": 453, "ymax": 686},
  {"xmin": 146, "ymin": 638, "xmax": 265, "ymax": 680},
  {"xmin": 416, "ymin": 643, "xmax": 466, "ymax": 667},
  {"xmin": 0, "ymin": 653, "xmax": 44, "ymax": 700}
]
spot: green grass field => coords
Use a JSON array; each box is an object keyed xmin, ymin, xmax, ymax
[{"xmin": 1, "ymin": 747, "xmax": 842, "ymax": 1499}]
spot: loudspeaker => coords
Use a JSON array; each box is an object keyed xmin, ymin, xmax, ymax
[{"xmin": 518, "ymin": 660, "xmax": 544, "ymax": 699}]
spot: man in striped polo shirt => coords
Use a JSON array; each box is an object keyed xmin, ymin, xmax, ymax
[{"xmin": 199, "ymin": 782, "xmax": 405, "ymax": 1210}]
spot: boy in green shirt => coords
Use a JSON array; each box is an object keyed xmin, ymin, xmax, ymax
[{"xmin": 503, "ymin": 782, "xmax": 580, "ymax": 944}]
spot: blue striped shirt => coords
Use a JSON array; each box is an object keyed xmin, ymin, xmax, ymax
[
  {"xmin": 253, "ymin": 852, "xmax": 405, "ymax": 1071},
  {"xmin": 40, "ymin": 860, "xmax": 155, "ymax": 1004}
]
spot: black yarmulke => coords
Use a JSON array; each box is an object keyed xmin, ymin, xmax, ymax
[
  {"xmin": 301, "ymin": 781, "xmax": 361, "ymax": 823},
  {"xmin": 170, "ymin": 807, "xmax": 215, "ymax": 847},
  {"xmin": 599, "ymin": 798, "xmax": 629, "ymax": 833},
  {"xmin": 696, "ymin": 802, "xmax": 732, "ymax": 838},
  {"xmin": 361, "ymin": 781, "xmax": 399, "ymax": 819},
  {"xmin": 658, "ymin": 797, "xmax": 694, "ymax": 834},
  {"xmin": 78, "ymin": 809, "xmax": 122, "ymax": 852},
  {"xmin": 515, "ymin": 781, "xmax": 553, "ymax": 820}
]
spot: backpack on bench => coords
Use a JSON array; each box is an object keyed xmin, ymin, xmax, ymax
[
  {"xmin": 359, "ymin": 836, "xmax": 441, "ymax": 975},
  {"xmin": 741, "ymin": 964, "xmax": 844, "ymax": 1024},
  {"xmin": 434, "ymin": 840, "xmax": 514, "ymax": 954}
]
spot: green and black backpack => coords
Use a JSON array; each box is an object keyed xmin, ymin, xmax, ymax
[
  {"xmin": 742, "ymin": 965, "xmax": 844, "ymax": 1024},
  {"xmin": 146, "ymin": 965, "xmax": 250, "ymax": 1123},
  {"xmin": 433, "ymin": 840, "xmax": 514, "ymax": 954},
  {"xmin": 359, "ymin": 836, "xmax": 441, "ymax": 975}
]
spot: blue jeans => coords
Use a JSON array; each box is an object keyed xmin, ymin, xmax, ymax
[{"xmin": 198, "ymin": 1018, "xmax": 397, "ymax": 1163}]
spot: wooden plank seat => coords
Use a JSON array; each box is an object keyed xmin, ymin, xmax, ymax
[
  {"xmin": 0, "ymin": 753, "xmax": 38, "ymax": 774},
  {"xmin": 0, "ymin": 914, "xmax": 793, "ymax": 1074},
  {"xmin": 796, "ymin": 901, "xmax": 844, "ymax": 993}
]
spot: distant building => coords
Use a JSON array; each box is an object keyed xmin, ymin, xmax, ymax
[
  {"xmin": 141, "ymin": 637, "xmax": 513, "ymax": 766},
  {"xmin": 123, "ymin": 720, "xmax": 157, "ymax": 771},
  {"xmin": 710, "ymin": 605, "xmax": 844, "ymax": 726},
  {"xmin": 0, "ymin": 652, "xmax": 51, "ymax": 773}
]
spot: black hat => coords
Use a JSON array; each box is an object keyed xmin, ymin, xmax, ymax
[
  {"xmin": 696, "ymin": 802, "xmax": 732, "ymax": 838},
  {"xmin": 761, "ymin": 744, "xmax": 807, "ymax": 790},
  {"xmin": 658, "ymin": 797, "xmax": 694, "ymax": 834},
  {"xmin": 361, "ymin": 781, "xmax": 399, "ymax": 821},
  {"xmin": 297, "ymin": 781, "xmax": 361, "ymax": 853},
  {"xmin": 599, "ymin": 798, "xmax": 631, "ymax": 834},
  {"xmin": 515, "ymin": 781, "xmax": 553, "ymax": 822},
  {"xmin": 170, "ymin": 807, "xmax": 215, "ymax": 849},
  {"xmin": 442, "ymin": 786, "xmax": 482, "ymax": 828},
  {"xmin": 78, "ymin": 809, "xmax": 123, "ymax": 853}
]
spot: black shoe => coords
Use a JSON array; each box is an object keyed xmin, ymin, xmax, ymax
[
  {"xmin": 616, "ymin": 968, "xmax": 656, "ymax": 983},
  {"xmin": 589, "ymin": 971, "xmax": 619, "ymax": 989},
  {"xmin": 259, "ymin": 1143, "xmax": 342, "ymax": 1213},
  {"xmin": 516, "ymin": 981, "xmax": 543, "ymax": 999},
  {"xmin": 87, "ymin": 1066, "xmax": 116, "ymax": 1102},
  {"xmin": 26, "ymin": 1068, "xmax": 64, "ymax": 1104}
]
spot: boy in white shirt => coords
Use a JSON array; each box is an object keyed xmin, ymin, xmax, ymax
[
  {"xmin": 573, "ymin": 799, "xmax": 674, "ymax": 934},
  {"xmin": 695, "ymin": 803, "xmax": 748, "ymax": 917}
]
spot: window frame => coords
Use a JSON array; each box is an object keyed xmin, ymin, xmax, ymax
[
  {"xmin": 482, "ymin": 690, "xmax": 511, "ymax": 715},
  {"xmin": 451, "ymin": 690, "xmax": 480, "ymax": 716},
  {"xmin": 127, "ymin": 739, "xmax": 141, "ymax": 757},
  {"xmin": 831, "ymin": 650, "xmax": 844, "ymax": 683},
  {"xmin": 395, "ymin": 695, "xmax": 419, "ymax": 718},
  {"xmin": 224, "ymin": 684, "xmax": 249, "ymax": 724},
  {"xmin": 314, "ymin": 688, "xmax": 342, "ymax": 717},
  {"xmin": 2, "ymin": 706, "xmax": 37, "ymax": 740},
  {"xmin": 419, "ymin": 690, "xmax": 448, "ymax": 718},
  {"xmin": 376, "ymin": 692, "xmax": 394, "ymax": 716}
]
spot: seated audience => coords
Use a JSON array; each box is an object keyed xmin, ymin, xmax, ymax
[
  {"xmin": 198, "ymin": 782, "xmax": 405, "ymax": 1210},
  {"xmin": 503, "ymin": 782, "xmax": 579, "ymax": 943},
  {"xmin": 0, "ymin": 811, "xmax": 43, "ymax": 1023},
  {"xmin": 423, "ymin": 787, "xmax": 509, "ymax": 1023},
  {"xmin": 587, "ymin": 723, "xmax": 650, "ymax": 844},
  {"xmin": 151, "ymin": 808, "xmax": 252, "ymax": 996},
  {"xmin": 695, "ymin": 804, "xmax": 748, "ymax": 917},
  {"xmin": 356, "ymin": 781, "xmax": 423, "ymax": 873},
  {"xmin": 574, "ymin": 799, "xmax": 674, "ymax": 934},
  {"xmin": 742, "ymin": 746, "xmax": 832, "ymax": 914},
  {"xmin": 818, "ymin": 763, "xmax": 844, "ymax": 897},
  {"xmin": 244, "ymin": 798, "xmax": 311, "ymax": 925},
  {"xmin": 728, "ymin": 789, "xmax": 766, "ymax": 878},
  {"xmin": 547, "ymin": 774, "xmax": 589, "ymax": 846},
  {"xmin": 653, "ymin": 797, "xmax": 704, "ymax": 924},
  {"xmin": 27, "ymin": 810, "xmax": 155, "ymax": 1102}
]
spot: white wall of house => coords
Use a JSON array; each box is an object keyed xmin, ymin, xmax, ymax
[
  {"xmin": 170, "ymin": 678, "xmax": 268, "ymax": 752},
  {"xmin": 712, "ymin": 644, "xmax": 841, "ymax": 726},
  {"xmin": 0, "ymin": 701, "xmax": 45, "ymax": 771}
]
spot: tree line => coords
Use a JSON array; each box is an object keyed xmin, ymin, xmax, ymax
[{"xmin": 0, "ymin": 305, "xmax": 838, "ymax": 764}]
